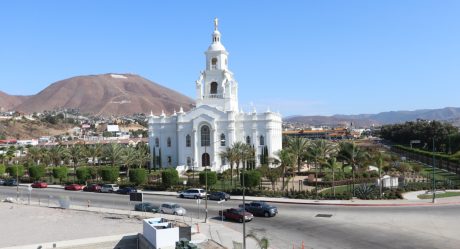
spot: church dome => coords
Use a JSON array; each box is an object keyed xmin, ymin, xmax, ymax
[{"xmin": 208, "ymin": 42, "xmax": 226, "ymax": 51}]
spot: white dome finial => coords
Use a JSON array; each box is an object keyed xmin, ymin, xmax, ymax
[{"xmin": 214, "ymin": 17, "xmax": 219, "ymax": 31}]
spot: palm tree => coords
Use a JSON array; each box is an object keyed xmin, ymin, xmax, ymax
[
  {"xmin": 308, "ymin": 140, "xmax": 336, "ymax": 196},
  {"xmin": 275, "ymin": 148, "xmax": 295, "ymax": 191},
  {"xmin": 338, "ymin": 141, "xmax": 368, "ymax": 196},
  {"xmin": 49, "ymin": 145, "xmax": 68, "ymax": 166},
  {"xmin": 85, "ymin": 144, "xmax": 103, "ymax": 167},
  {"xmin": 121, "ymin": 146, "xmax": 138, "ymax": 178},
  {"xmin": 69, "ymin": 145, "xmax": 84, "ymax": 182},
  {"xmin": 232, "ymin": 141, "xmax": 246, "ymax": 184},
  {"xmin": 285, "ymin": 137, "xmax": 309, "ymax": 174},
  {"xmin": 136, "ymin": 144, "xmax": 150, "ymax": 169},
  {"xmin": 219, "ymin": 147, "xmax": 237, "ymax": 186},
  {"xmin": 27, "ymin": 146, "xmax": 42, "ymax": 165},
  {"xmin": 103, "ymin": 143, "xmax": 123, "ymax": 167},
  {"xmin": 323, "ymin": 157, "xmax": 339, "ymax": 197}
]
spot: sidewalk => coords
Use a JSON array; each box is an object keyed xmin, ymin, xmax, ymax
[
  {"xmin": 21, "ymin": 184, "xmax": 460, "ymax": 207},
  {"xmin": 5, "ymin": 196, "xmax": 257, "ymax": 249}
]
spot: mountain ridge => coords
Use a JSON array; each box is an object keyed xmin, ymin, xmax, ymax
[{"xmin": 1, "ymin": 73, "xmax": 194, "ymax": 116}]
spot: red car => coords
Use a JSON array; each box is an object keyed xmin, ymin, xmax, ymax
[
  {"xmin": 31, "ymin": 182, "xmax": 48, "ymax": 188},
  {"xmin": 64, "ymin": 184, "xmax": 83, "ymax": 191},
  {"xmin": 219, "ymin": 208, "xmax": 254, "ymax": 223},
  {"xmin": 83, "ymin": 184, "xmax": 102, "ymax": 192}
]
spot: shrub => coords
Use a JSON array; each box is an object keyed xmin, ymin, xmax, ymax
[
  {"xmin": 130, "ymin": 168, "xmax": 147, "ymax": 185},
  {"xmin": 0, "ymin": 164, "xmax": 6, "ymax": 175},
  {"xmin": 7, "ymin": 165, "xmax": 25, "ymax": 178},
  {"xmin": 354, "ymin": 184, "xmax": 378, "ymax": 199},
  {"xmin": 199, "ymin": 171, "xmax": 217, "ymax": 187},
  {"xmin": 52, "ymin": 166, "xmax": 68, "ymax": 182},
  {"xmin": 76, "ymin": 167, "xmax": 91, "ymax": 182},
  {"xmin": 100, "ymin": 167, "xmax": 119, "ymax": 182},
  {"xmin": 161, "ymin": 168, "xmax": 179, "ymax": 188},
  {"xmin": 28, "ymin": 165, "xmax": 46, "ymax": 181},
  {"xmin": 240, "ymin": 170, "xmax": 261, "ymax": 189}
]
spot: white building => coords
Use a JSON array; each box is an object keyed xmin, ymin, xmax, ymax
[{"xmin": 148, "ymin": 19, "xmax": 282, "ymax": 172}]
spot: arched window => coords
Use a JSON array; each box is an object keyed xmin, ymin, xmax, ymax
[
  {"xmin": 167, "ymin": 137, "xmax": 171, "ymax": 147},
  {"xmin": 187, "ymin": 157, "xmax": 192, "ymax": 166},
  {"xmin": 167, "ymin": 156, "xmax": 172, "ymax": 166},
  {"xmin": 246, "ymin": 136, "xmax": 251, "ymax": 145},
  {"xmin": 221, "ymin": 156, "xmax": 226, "ymax": 165},
  {"xmin": 220, "ymin": 133, "xmax": 226, "ymax": 146},
  {"xmin": 186, "ymin": 134, "xmax": 191, "ymax": 147},
  {"xmin": 211, "ymin": 58, "xmax": 217, "ymax": 69},
  {"xmin": 155, "ymin": 138, "xmax": 159, "ymax": 147},
  {"xmin": 202, "ymin": 153, "xmax": 210, "ymax": 167},
  {"xmin": 259, "ymin": 135, "xmax": 265, "ymax": 146},
  {"xmin": 210, "ymin": 82, "xmax": 218, "ymax": 94},
  {"xmin": 201, "ymin": 125, "xmax": 210, "ymax": 147}
]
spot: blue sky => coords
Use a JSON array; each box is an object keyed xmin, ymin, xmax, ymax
[{"xmin": 1, "ymin": 1, "xmax": 459, "ymax": 116}]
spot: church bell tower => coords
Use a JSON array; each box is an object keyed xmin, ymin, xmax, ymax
[{"xmin": 195, "ymin": 18, "xmax": 238, "ymax": 112}]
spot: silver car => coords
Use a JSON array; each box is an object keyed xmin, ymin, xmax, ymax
[
  {"xmin": 160, "ymin": 203, "xmax": 186, "ymax": 216},
  {"xmin": 100, "ymin": 184, "xmax": 119, "ymax": 193}
]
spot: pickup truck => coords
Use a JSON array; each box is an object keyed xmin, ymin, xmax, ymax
[
  {"xmin": 239, "ymin": 201, "xmax": 278, "ymax": 217},
  {"xmin": 219, "ymin": 208, "xmax": 253, "ymax": 222}
]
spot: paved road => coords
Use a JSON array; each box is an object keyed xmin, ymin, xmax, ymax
[{"xmin": 1, "ymin": 186, "xmax": 459, "ymax": 249}]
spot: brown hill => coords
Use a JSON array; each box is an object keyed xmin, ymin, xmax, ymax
[
  {"xmin": 0, "ymin": 91, "xmax": 29, "ymax": 112},
  {"xmin": 14, "ymin": 73, "xmax": 194, "ymax": 116}
]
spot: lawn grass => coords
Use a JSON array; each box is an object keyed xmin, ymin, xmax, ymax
[
  {"xmin": 321, "ymin": 184, "xmax": 352, "ymax": 194},
  {"xmin": 417, "ymin": 191, "xmax": 460, "ymax": 199},
  {"xmin": 420, "ymin": 166, "xmax": 460, "ymax": 184}
]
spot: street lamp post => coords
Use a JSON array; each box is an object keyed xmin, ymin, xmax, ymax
[
  {"xmin": 432, "ymin": 137, "xmax": 436, "ymax": 203},
  {"xmin": 204, "ymin": 139, "xmax": 224, "ymax": 223}
]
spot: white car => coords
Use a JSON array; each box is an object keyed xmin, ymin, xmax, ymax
[
  {"xmin": 100, "ymin": 184, "xmax": 119, "ymax": 193},
  {"xmin": 160, "ymin": 203, "xmax": 186, "ymax": 216},
  {"xmin": 179, "ymin": 188, "xmax": 207, "ymax": 199}
]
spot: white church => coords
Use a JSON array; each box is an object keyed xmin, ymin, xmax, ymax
[{"xmin": 148, "ymin": 19, "xmax": 282, "ymax": 172}]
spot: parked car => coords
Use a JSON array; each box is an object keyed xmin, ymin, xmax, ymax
[
  {"xmin": 83, "ymin": 184, "xmax": 102, "ymax": 192},
  {"xmin": 100, "ymin": 184, "xmax": 119, "ymax": 193},
  {"xmin": 31, "ymin": 182, "xmax": 48, "ymax": 188},
  {"xmin": 209, "ymin": 191, "xmax": 230, "ymax": 201},
  {"xmin": 160, "ymin": 203, "xmax": 186, "ymax": 216},
  {"xmin": 64, "ymin": 184, "xmax": 83, "ymax": 191},
  {"xmin": 0, "ymin": 179, "xmax": 5, "ymax": 185},
  {"xmin": 219, "ymin": 208, "xmax": 253, "ymax": 223},
  {"xmin": 4, "ymin": 179, "xmax": 18, "ymax": 186},
  {"xmin": 116, "ymin": 187, "xmax": 137, "ymax": 195},
  {"xmin": 179, "ymin": 188, "xmax": 206, "ymax": 199},
  {"xmin": 134, "ymin": 202, "xmax": 160, "ymax": 213},
  {"xmin": 240, "ymin": 201, "xmax": 278, "ymax": 217}
]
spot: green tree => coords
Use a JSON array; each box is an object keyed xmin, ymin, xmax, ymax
[
  {"xmin": 103, "ymin": 143, "xmax": 123, "ymax": 167},
  {"xmin": 52, "ymin": 166, "xmax": 68, "ymax": 183},
  {"xmin": 121, "ymin": 146, "xmax": 138, "ymax": 178},
  {"xmin": 219, "ymin": 146, "xmax": 238, "ymax": 186},
  {"xmin": 285, "ymin": 137, "xmax": 309, "ymax": 174},
  {"xmin": 129, "ymin": 168, "xmax": 147, "ymax": 185},
  {"xmin": 161, "ymin": 168, "xmax": 179, "ymax": 188},
  {"xmin": 322, "ymin": 157, "xmax": 340, "ymax": 197},
  {"xmin": 29, "ymin": 165, "xmax": 46, "ymax": 181},
  {"xmin": 76, "ymin": 167, "xmax": 91, "ymax": 182},
  {"xmin": 100, "ymin": 166, "xmax": 119, "ymax": 182},
  {"xmin": 7, "ymin": 165, "xmax": 25, "ymax": 178},
  {"xmin": 240, "ymin": 170, "xmax": 261, "ymax": 189},
  {"xmin": 275, "ymin": 148, "xmax": 295, "ymax": 191},
  {"xmin": 199, "ymin": 171, "xmax": 218, "ymax": 187},
  {"xmin": 259, "ymin": 164, "xmax": 281, "ymax": 190},
  {"xmin": 338, "ymin": 141, "xmax": 368, "ymax": 196},
  {"xmin": 0, "ymin": 164, "xmax": 5, "ymax": 175}
]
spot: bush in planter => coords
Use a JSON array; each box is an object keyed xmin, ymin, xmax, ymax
[
  {"xmin": 199, "ymin": 171, "xmax": 217, "ymax": 187},
  {"xmin": 28, "ymin": 165, "xmax": 46, "ymax": 181},
  {"xmin": 76, "ymin": 167, "xmax": 91, "ymax": 182},
  {"xmin": 6, "ymin": 165, "xmax": 25, "ymax": 178},
  {"xmin": 52, "ymin": 166, "xmax": 68, "ymax": 183},
  {"xmin": 240, "ymin": 170, "xmax": 261, "ymax": 189},
  {"xmin": 100, "ymin": 167, "xmax": 119, "ymax": 182},
  {"xmin": 161, "ymin": 168, "xmax": 179, "ymax": 188},
  {"xmin": 0, "ymin": 164, "xmax": 5, "ymax": 175},
  {"xmin": 129, "ymin": 168, "xmax": 147, "ymax": 185},
  {"xmin": 354, "ymin": 184, "xmax": 378, "ymax": 199}
]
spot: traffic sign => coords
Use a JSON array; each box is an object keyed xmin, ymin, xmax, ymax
[{"xmin": 130, "ymin": 192, "xmax": 143, "ymax": 202}]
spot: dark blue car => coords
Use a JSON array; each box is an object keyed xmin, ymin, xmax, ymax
[
  {"xmin": 4, "ymin": 179, "xmax": 18, "ymax": 186},
  {"xmin": 116, "ymin": 187, "xmax": 137, "ymax": 195}
]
